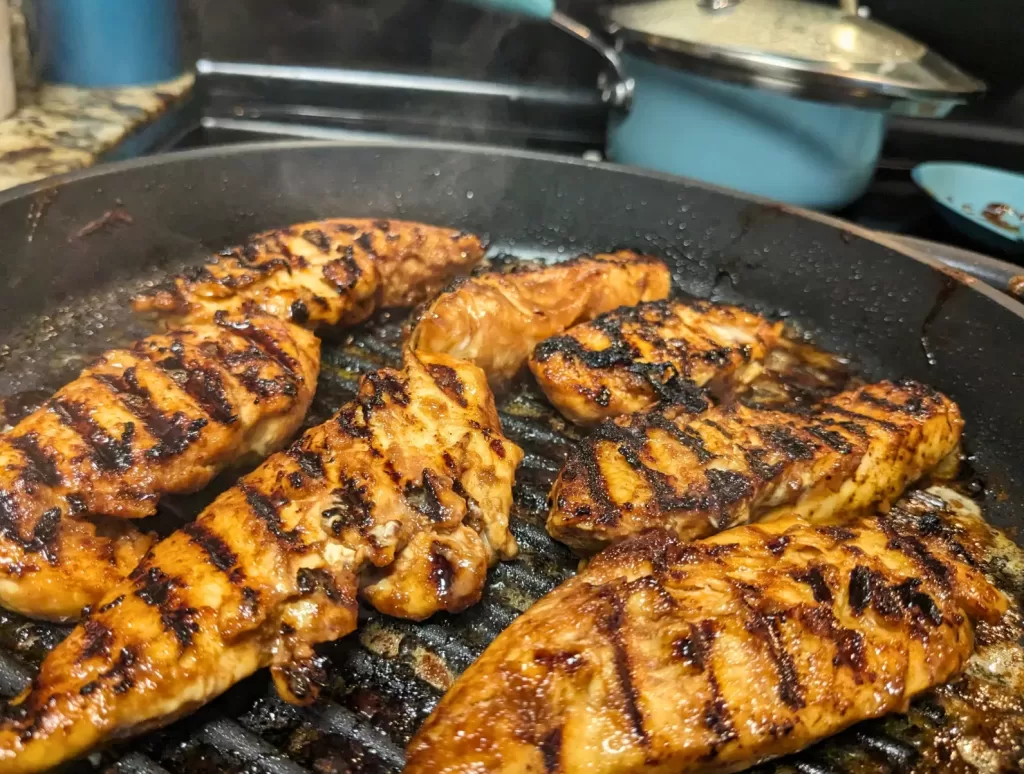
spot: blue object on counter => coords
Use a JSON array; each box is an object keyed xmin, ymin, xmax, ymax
[
  {"xmin": 38, "ymin": 0, "xmax": 182, "ymax": 87},
  {"xmin": 912, "ymin": 162, "xmax": 1024, "ymax": 254}
]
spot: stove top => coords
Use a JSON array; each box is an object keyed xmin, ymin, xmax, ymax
[{"xmin": 133, "ymin": 61, "xmax": 1024, "ymax": 270}]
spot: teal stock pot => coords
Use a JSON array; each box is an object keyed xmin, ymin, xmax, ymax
[{"xmin": 467, "ymin": 0, "xmax": 984, "ymax": 210}]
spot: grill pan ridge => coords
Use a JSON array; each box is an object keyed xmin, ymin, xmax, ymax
[{"xmin": 0, "ymin": 302, "xmax": 1021, "ymax": 774}]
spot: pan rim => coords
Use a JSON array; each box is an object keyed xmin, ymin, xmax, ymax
[{"xmin": 3, "ymin": 137, "xmax": 1023, "ymax": 323}]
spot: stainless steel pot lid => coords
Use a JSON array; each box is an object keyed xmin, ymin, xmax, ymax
[{"xmin": 603, "ymin": 0, "xmax": 985, "ymax": 114}]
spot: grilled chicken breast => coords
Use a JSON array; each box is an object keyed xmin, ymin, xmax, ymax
[
  {"xmin": 0, "ymin": 351, "xmax": 520, "ymax": 774},
  {"xmin": 549, "ymin": 380, "xmax": 962, "ymax": 553},
  {"xmin": 408, "ymin": 251, "xmax": 671, "ymax": 383},
  {"xmin": 529, "ymin": 299, "xmax": 784, "ymax": 425},
  {"xmin": 0, "ymin": 314, "xmax": 319, "ymax": 621},
  {"xmin": 407, "ymin": 490, "xmax": 1007, "ymax": 774},
  {"xmin": 132, "ymin": 219, "xmax": 485, "ymax": 329}
]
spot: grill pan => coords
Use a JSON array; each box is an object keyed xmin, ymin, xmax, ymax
[{"xmin": 0, "ymin": 141, "xmax": 1021, "ymax": 773}]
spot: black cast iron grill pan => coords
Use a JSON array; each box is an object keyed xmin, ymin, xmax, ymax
[{"xmin": 0, "ymin": 142, "xmax": 1021, "ymax": 773}]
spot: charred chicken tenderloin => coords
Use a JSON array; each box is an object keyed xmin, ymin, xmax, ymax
[
  {"xmin": 0, "ymin": 350, "xmax": 521, "ymax": 774},
  {"xmin": 0, "ymin": 313, "xmax": 319, "ymax": 620},
  {"xmin": 407, "ymin": 489, "xmax": 1006, "ymax": 774},
  {"xmin": 529, "ymin": 298, "xmax": 783, "ymax": 425},
  {"xmin": 408, "ymin": 251, "xmax": 671, "ymax": 383},
  {"xmin": 549, "ymin": 379, "xmax": 963, "ymax": 553},
  {"xmin": 133, "ymin": 218, "xmax": 485, "ymax": 330}
]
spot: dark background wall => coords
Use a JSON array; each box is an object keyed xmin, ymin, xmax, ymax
[{"xmin": 183, "ymin": 0, "xmax": 1023, "ymax": 108}]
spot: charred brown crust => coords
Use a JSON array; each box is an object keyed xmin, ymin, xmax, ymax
[
  {"xmin": 549, "ymin": 380, "xmax": 962, "ymax": 552},
  {"xmin": 530, "ymin": 298, "xmax": 781, "ymax": 424},
  {"xmin": 132, "ymin": 219, "xmax": 486, "ymax": 329},
  {"xmin": 407, "ymin": 497, "xmax": 1006, "ymax": 774}
]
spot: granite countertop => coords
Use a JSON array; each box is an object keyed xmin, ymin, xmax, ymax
[{"xmin": 0, "ymin": 72, "xmax": 194, "ymax": 192}]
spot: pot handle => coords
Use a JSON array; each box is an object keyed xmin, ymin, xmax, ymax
[{"xmin": 459, "ymin": 0, "xmax": 634, "ymax": 110}]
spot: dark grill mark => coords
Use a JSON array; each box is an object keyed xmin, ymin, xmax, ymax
[
  {"xmin": 745, "ymin": 448, "xmax": 784, "ymax": 481},
  {"xmin": 296, "ymin": 567, "xmax": 346, "ymax": 603},
  {"xmin": 79, "ymin": 619, "xmax": 113, "ymax": 660},
  {"xmin": 163, "ymin": 607, "xmax": 201, "ymax": 648},
  {"xmin": 539, "ymin": 727, "xmax": 563, "ymax": 773},
  {"xmin": 355, "ymin": 232, "xmax": 375, "ymax": 254},
  {"xmin": 848, "ymin": 565, "xmax": 874, "ymax": 615},
  {"xmin": 701, "ymin": 419, "xmax": 733, "ymax": 440},
  {"xmin": 617, "ymin": 440, "xmax": 701, "ymax": 514},
  {"xmin": 532, "ymin": 334, "xmax": 636, "ymax": 369},
  {"xmin": 93, "ymin": 368, "xmax": 208, "ymax": 460},
  {"xmin": 133, "ymin": 566, "xmax": 178, "ymax": 607},
  {"xmin": 155, "ymin": 356, "xmax": 237, "ymax": 425},
  {"xmin": 132, "ymin": 565, "xmax": 202, "ymax": 648},
  {"xmin": 806, "ymin": 425, "xmax": 854, "ymax": 454},
  {"xmin": 79, "ymin": 681, "xmax": 99, "ymax": 696},
  {"xmin": 428, "ymin": 543, "xmax": 455, "ymax": 602},
  {"xmin": 798, "ymin": 605, "xmax": 866, "ymax": 674},
  {"xmin": 302, "ymin": 228, "xmax": 331, "ymax": 252},
  {"xmin": 704, "ymin": 469, "xmax": 754, "ymax": 508},
  {"xmin": 234, "ymin": 366, "xmax": 298, "ymax": 399},
  {"xmin": 183, "ymin": 521, "xmax": 238, "ymax": 573},
  {"xmin": 213, "ymin": 313, "xmax": 300, "ymax": 375},
  {"xmin": 848, "ymin": 566, "xmax": 944, "ymax": 626},
  {"xmin": 818, "ymin": 526, "xmax": 856, "ymax": 542},
  {"xmin": 335, "ymin": 403, "xmax": 370, "ymax": 439},
  {"xmin": 104, "ymin": 647, "xmax": 137, "ymax": 695},
  {"xmin": 597, "ymin": 588, "xmax": 649, "ymax": 746},
  {"xmin": 406, "ymin": 472, "xmax": 449, "ymax": 523},
  {"xmin": 288, "ymin": 447, "xmax": 325, "ymax": 479},
  {"xmin": 50, "ymin": 399, "xmax": 136, "ymax": 472},
  {"xmin": 758, "ymin": 426, "xmax": 818, "ymax": 460},
  {"xmin": 10, "ymin": 433, "xmax": 61, "ymax": 487},
  {"xmin": 704, "ymin": 675, "xmax": 737, "ymax": 748},
  {"xmin": 674, "ymin": 620, "xmax": 715, "ymax": 671},
  {"xmin": 886, "ymin": 534, "xmax": 952, "ymax": 587},
  {"xmin": 242, "ymin": 485, "xmax": 298, "ymax": 543},
  {"xmin": 823, "ymin": 405, "xmax": 900, "ymax": 432},
  {"xmin": 744, "ymin": 609, "xmax": 805, "ymax": 709},
  {"xmin": 30, "ymin": 508, "xmax": 61, "ymax": 564},
  {"xmin": 323, "ymin": 246, "xmax": 363, "ymax": 294},
  {"xmin": 0, "ymin": 492, "xmax": 62, "ymax": 560},
  {"xmin": 792, "ymin": 566, "xmax": 833, "ymax": 603},
  {"xmin": 425, "ymin": 363, "xmax": 467, "ymax": 407},
  {"xmin": 861, "ymin": 387, "xmax": 935, "ymax": 419},
  {"xmin": 767, "ymin": 536, "xmax": 790, "ymax": 556},
  {"xmin": 290, "ymin": 299, "xmax": 310, "ymax": 324},
  {"xmin": 363, "ymin": 370, "xmax": 409, "ymax": 408},
  {"xmin": 97, "ymin": 594, "xmax": 125, "ymax": 613},
  {"xmin": 645, "ymin": 413, "xmax": 714, "ymax": 463},
  {"xmin": 322, "ymin": 476, "xmax": 374, "ymax": 535}
]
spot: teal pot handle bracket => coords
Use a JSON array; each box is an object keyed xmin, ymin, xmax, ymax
[
  {"xmin": 456, "ymin": 0, "xmax": 632, "ymax": 108},
  {"xmin": 459, "ymin": 0, "xmax": 555, "ymax": 20}
]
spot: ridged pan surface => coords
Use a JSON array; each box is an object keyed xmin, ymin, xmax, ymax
[{"xmin": 0, "ymin": 142, "xmax": 1021, "ymax": 773}]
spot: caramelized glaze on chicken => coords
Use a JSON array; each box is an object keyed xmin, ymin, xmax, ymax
[
  {"xmin": 549, "ymin": 380, "xmax": 962, "ymax": 553},
  {"xmin": 407, "ymin": 491, "xmax": 1007, "ymax": 774},
  {"xmin": 529, "ymin": 299, "xmax": 783, "ymax": 425},
  {"xmin": 408, "ymin": 252, "xmax": 671, "ymax": 383},
  {"xmin": 0, "ymin": 314, "xmax": 319, "ymax": 621},
  {"xmin": 132, "ymin": 219, "xmax": 485, "ymax": 329},
  {"xmin": 0, "ymin": 351, "xmax": 520, "ymax": 774}
]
